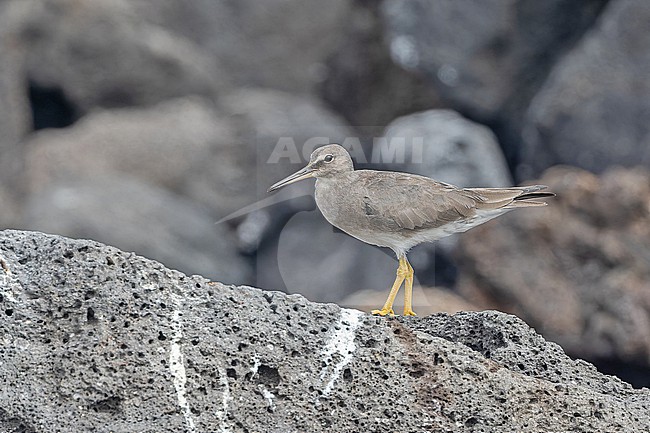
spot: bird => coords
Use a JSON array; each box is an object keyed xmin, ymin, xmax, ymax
[{"xmin": 268, "ymin": 144, "xmax": 554, "ymax": 316}]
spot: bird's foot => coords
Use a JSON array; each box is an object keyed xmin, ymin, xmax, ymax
[
  {"xmin": 371, "ymin": 308, "xmax": 395, "ymax": 317},
  {"xmin": 402, "ymin": 309, "xmax": 417, "ymax": 317}
]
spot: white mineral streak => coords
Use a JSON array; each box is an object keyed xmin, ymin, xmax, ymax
[
  {"xmin": 169, "ymin": 302, "xmax": 196, "ymax": 433},
  {"xmin": 261, "ymin": 386, "xmax": 276, "ymax": 411},
  {"xmin": 319, "ymin": 308, "xmax": 364, "ymax": 397},
  {"xmin": 249, "ymin": 352, "xmax": 261, "ymax": 376}
]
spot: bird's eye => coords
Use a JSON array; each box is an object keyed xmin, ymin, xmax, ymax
[{"xmin": 324, "ymin": 154, "xmax": 334, "ymax": 163}]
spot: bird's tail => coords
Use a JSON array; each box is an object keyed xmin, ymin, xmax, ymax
[{"xmin": 468, "ymin": 185, "xmax": 555, "ymax": 210}]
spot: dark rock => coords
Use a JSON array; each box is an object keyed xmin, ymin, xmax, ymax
[
  {"xmin": 1, "ymin": 229, "xmax": 649, "ymax": 432},
  {"xmin": 320, "ymin": 0, "xmax": 442, "ymax": 131},
  {"xmin": 21, "ymin": 176, "xmax": 251, "ymax": 285},
  {"xmin": 380, "ymin": 0, "xmax": 608, "ymax": 175},
  {"xmin": 28, "ymin": 80, "xmax": 79, "ymax": 130},
  {"xmin": 381, "ymin": 0, "xmax": 608, "ymax": 119},
  {"xmin": 456, "ymin": 166, "xmax": 650, "ymax": 384},
  {"xmin": 520, "ymin": 0, "xmax": 650, "ymax": 178},
  {"xmin": 1, "ymin": 0, "xmax": 222, "ymax": 114},
  {"xmin": 129, "ymin": 0, "xmax": 350, "ymax": 94}
]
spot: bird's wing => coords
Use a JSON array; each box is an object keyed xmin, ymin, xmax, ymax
[
  {"xmin": 359, "ymin": 172, "xmax": 482, "ymax": 230},
  {"xmin": 358, "ymin": 171, "xmax": 553, "ymax": 230}
]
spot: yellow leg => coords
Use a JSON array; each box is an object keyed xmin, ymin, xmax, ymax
[
  {"xmin": 372, "ymin": 256, "xmax": 409, "ymax": 316},
  {"xmin": 403, "ymin": 257, "xmax": 417, "ymax": 316}
]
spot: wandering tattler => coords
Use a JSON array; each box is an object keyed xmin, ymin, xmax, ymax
[{"xmin": 268, "ymin": 144, "xmax": 554, "ymax": 316}]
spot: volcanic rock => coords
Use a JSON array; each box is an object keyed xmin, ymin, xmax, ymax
[{"xmin": 1, "ymin": 229, "xmax": 648, "ymax": 432}]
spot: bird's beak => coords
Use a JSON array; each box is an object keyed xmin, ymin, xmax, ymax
[{"xmin": 267, "ymin": 166, "xmax": 315, "ymax": 192}]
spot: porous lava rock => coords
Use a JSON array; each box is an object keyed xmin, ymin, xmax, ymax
[{"xmin": 1, "ymin": 230, "xmax": 648, "ymax": 432}]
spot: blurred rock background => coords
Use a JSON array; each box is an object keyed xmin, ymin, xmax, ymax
[{"xmin": 0, "ymin": 0, "xmax": 648, "ymax": 387}]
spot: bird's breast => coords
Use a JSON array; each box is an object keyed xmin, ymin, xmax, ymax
[
  {"xmin": 314, "ymin": 178, "xmax": 353, "ymax": 229},
  {"xmin": 314, "ymin": 177, "xmax": 398, "ymax": 249}
]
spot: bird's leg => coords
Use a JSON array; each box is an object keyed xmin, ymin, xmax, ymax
[
  {"xmin": 403, "ymin": 257, "xmax": 417, "ymax": 316},
  {"xmin": 372, "ymin": 256, "xmax": 409, "ymax": 316}
]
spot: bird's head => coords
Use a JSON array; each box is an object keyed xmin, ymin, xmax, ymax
[{"xmin": 268, "ymin": 144, "xmax": 354, "ymax": 192}]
